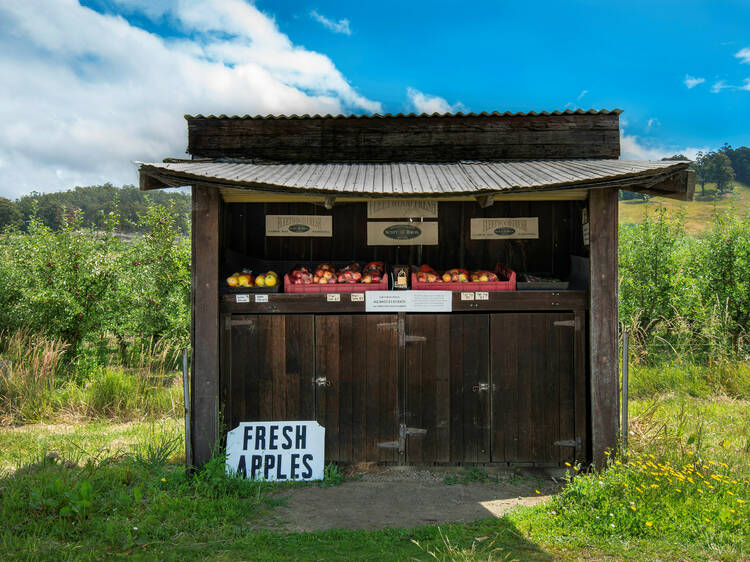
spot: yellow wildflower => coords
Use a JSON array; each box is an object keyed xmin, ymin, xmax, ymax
[
  {"xmin": 738, "ymin": 499, "xmax": 746, "ymax": 504},
  {"xmin": 630, "ymin": 505, "xmax": 636, "ymax": 511},
  {"xmin": 645, "ymin": 521, "xmax": 653, "ymax": 527}
]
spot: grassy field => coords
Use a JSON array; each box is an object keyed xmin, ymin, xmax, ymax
[
  {"xmin": 1, "ymin": 396, "xmax": 747, "ymax": 560},
  {"xmin": 619, "ymin": 181, "xmax": 750, "ymax": 233}
]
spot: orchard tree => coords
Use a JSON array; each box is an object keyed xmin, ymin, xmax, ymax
[
  {"xmin": 706, "ymin": 152, "xmax": 735, "ymax": 194},
  {"xmin": 0, "ymin": 197, "xmax": 22, "ymax": 229},
  {"xmin": 692, "ymin": 151, "xmax": 709, "ymax": 196}
]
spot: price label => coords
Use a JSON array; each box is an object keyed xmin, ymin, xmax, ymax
[
  {"xmin": 254, "ymin": 294, "xmax": 269, "ymax": 303},
  {"xmin": 235, "ymin": 294, "xmax": 249, "ymax": 303},
  {"xmin": 460, "ymin": 292, "xmax": 475, "ymax": 301},
  {"xmin": 327, "ymin": 293, "xmax": 341, "ymax": 302},
  {"xmin": 350, "ymin": 293, "xmax": 364, "ymax": 302},
  {"xmin": 475, "ymin": 292, "xmax": 489, "ymax": 301}
]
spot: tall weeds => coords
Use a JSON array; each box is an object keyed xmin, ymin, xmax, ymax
[
  {"xmin": 0, "ymin": 330, "xmax": 183, "ymax": 425},
  {"xmin": 0, "ymin": 330, "xmax": 68, "ymax": 424}
]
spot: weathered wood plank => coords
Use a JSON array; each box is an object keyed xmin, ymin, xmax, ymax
[
  {"xmin": 221, "ymin": 291, "xmax": 588, "ymax": 314},
  {"xmin": 187, "ymin": 114, "xmax": 621, "ymax": 161},
  {"xmin": 589, "ymin": 188, "xmax": 619, "ymax": 467},
  {"xmin": 191, "ymin": 185, "xmax": 221, "ymax": 467}
]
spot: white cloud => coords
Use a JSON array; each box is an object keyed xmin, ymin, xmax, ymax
[
  {"xmin": 406, "ymin": 87, "xmax": 466, "ymax": 114},
  {"xmin": 577, "ymin": 89, "xmax": 589, "ymax": 101},
  {"xmin": 310, "ymin": 9, "xmax": 351, "ymax": 35},
  {"xmin": 743, "ymin": 78, "xmax": 750, "ymax": 91},
  {"xmin": 0, "ymin": 0, "xmax": 380, "ymax": 199},
  {"xmin": 711, "ymin": 80, "xmax": 731, "ymax": 93},
  {"xmin": 684, "ymin": 75, "xmax": 705, "ymax": 89},
  {"xmin": 735, "ymin": 47, "xmax": 750, "ymax": 64},
  {"xmin": 620, "ymin": 130, "xmax": 707, "ymax": 161},
  {"xmin": 646, "ymin": 118, "xmax": 660, "ymax": 130}
]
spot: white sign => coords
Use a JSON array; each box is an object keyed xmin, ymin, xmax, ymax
[
  {"xmin": 365, "ymin": 290, "xmax": 452, "ymax": 312},
  {"xmin": 226, "ymin": 421, "xmax": 325, "ymax": 481},
  {"xmin": 235, "ymin": 294, "xmax": 249, "ymax": 303},
  {"xmin": 350, "ymin": 293, "xmax": 364, "ymax": 302},
  {"xmin": 470, "ymin": 217, "xmax": 539, "ymax": 240},
  {"xmin": 326, "ymin": 293, "xmax": 341, "ymax": 302},
  {"xmin": 367, "ymin": 221, "xmax": 438, "ymax": 246},
  {"xmin": 367, "ymin": 200, "xmax": 438, "ymax": 219},
  {"xmin": 254, "ymin": 294, "xmax": 268, "ymax": 303},
  {"xmin": 265, "ymin": 215, "xmax": 332, "ymax": 237}
]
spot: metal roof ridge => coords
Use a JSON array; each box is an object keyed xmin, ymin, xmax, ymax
[{"xmin": 185, "ymin": 108, "xmax": 624, "ymax": 120}]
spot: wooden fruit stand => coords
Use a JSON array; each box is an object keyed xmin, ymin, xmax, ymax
[{"xmin": 139, "ymin": 110, "xmax": 694, "ymax": 468}]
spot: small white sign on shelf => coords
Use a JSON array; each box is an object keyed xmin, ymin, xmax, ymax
[
  {"xmin": 460, "ymin": 292, "xmax": 475, "ymax": 301},
  {"xmin": 235, "ymin": 294, "xmax": 249, "ymax": 303},
  {"xmin": 365, "ymin": 290, "xmax": 452, "ymax": 312},
  {"xmin": 350, "ymin": 293, "xmax": 365, "ymax": 302},
  {"xmin": 326, "ymin": 293, "xmax": 341, "ymax": 302},
  {"xmin": 254, "ymin": 294, "xmax": 269, "ymax": 303}
]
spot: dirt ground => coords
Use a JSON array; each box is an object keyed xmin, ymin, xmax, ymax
[{"xmin": 263, "ymin": 466, "xmax": 562, "ymax": 532}]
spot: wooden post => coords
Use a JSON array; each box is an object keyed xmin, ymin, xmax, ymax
[
  {"xmin": 191, "ymin": 185, "xmax": 221, "ymax": 467},
  {"xmin": 588, "ymin": 188, "xmax": 619, "ymax": 467}
]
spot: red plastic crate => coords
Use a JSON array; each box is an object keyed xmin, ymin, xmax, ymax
[
  {"xmin": 284, "ymin": 274, "xmax": 389, "ymax": 293},
  {"xmin": 411, "ymin": 265, "xmax": 516, "ymax": 291}
]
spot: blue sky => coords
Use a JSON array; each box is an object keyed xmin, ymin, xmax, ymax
[{"xmin": 1, "ymin": 0, "xmax": 748, "ymax": 199}]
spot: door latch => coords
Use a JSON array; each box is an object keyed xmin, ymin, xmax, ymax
[
  {"xmin": 315, "ymin": 377, "xmax": 332, "ymax": 387},
  {"xmin": 472, "ymin": 382, "xmax": 491, "ymax": 392}
]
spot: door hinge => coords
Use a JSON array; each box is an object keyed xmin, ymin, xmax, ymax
[
  {"xmin": 315, "ymin": 377, "xmax": 332, "ymax": 388},
  {"xmin": 554, "ymin": 436, "xmax": 582, "ymax": 458},
  {"xmin": 378, "ymin": 423, "xmax": 427, "ymax": 456},
  {"xmin": 404, "ymin": 334, "xmax": 427, "ymax": 343}
]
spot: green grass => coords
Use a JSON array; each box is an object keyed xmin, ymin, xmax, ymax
[
  {"xmin": 1, "ymin": 396, "xmax": 748, "ymax": 560},
  {"xmin": 0, "ymin": 418, "xmax": 184, "ymax": 473},
  {"xmin": 628, "ymin": 361, "xmax": 750, "ymax": 400},
  {"xmin": 619, "ymin": 180, "xmax": 750, "ymax": 234}
]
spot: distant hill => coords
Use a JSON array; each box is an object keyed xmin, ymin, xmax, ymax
[
  {"xmin": 0, "ymin": 184, "xmax": 190, "ymax": 233},
  {"xmin": 619, "ymin": 181, "xmax": 750, "ymax": 233}
]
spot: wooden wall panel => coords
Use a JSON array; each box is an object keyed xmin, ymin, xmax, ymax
[
  {"xmin": 188, "ymin": 114, "xmax": 620, "ymax": 161},
  {"xmin": 490, "ymin": 313, "xmax": 576, "ymax": 465},
  {"xmin": 223, "ymin": 315, "xmax": 315, "ymax": 431},
  {"xmin": 314, "ymin": 315, "xmax": 400, "ymax": 464}
]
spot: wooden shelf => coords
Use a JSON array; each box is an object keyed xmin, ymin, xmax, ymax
[{"xmin": 221, "ymin": 290, "xmax": 587, "ymax": 314}]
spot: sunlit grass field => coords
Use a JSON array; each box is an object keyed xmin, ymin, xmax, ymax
[{"xmin": 619, "ymin": 181, "xmax": 750, "ymax": 234}]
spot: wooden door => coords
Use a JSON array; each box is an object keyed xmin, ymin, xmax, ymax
[
  {"xmin": 404, "ymin": 314, "xmax": 490, "ymax": 464},
  {"xmin": 314, "ymin": 315, "xmax": 399, "ymax": 464},
  {"xmin": 490, "ymin": 313, "xmax": 577, "ymax": 465},
  {"xmin": 223, "ymin": 314, "xmax": 316, "ymax": 431}
]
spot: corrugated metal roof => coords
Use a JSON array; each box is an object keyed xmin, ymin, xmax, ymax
[
  {"xmin": 185, "ymin": 108, "xmax": 622, "ymax": 120},
  {"xmin": 139, "ymin": 159, "xmax": 688, "ymax": 196}
]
